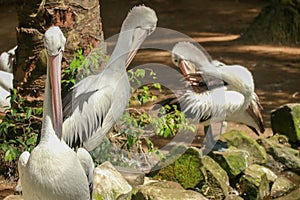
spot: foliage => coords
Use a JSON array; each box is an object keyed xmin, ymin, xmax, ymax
[{"xmin": 0, "ymin": 89, "xmax": 42, "ymax": 177}]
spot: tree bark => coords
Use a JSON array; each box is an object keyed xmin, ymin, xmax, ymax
[
  {"xmin": 15, "ymin": 0, "xmax": 104, "ymax": 99},
  {"xmin": 240, "ymin": 0, "xmax": 300, "ymax": 45}
]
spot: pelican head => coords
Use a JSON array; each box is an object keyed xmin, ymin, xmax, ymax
[
  {"xmin": 43, "ymin": 26, "xmax": 66, "ymax": 138},
  {"xmin": 122, "ymin": 5, "xmax": 158, "ymax": 67},
  {"xmin": 172, "ymin": 42, "xmax": 213, "ymax": 76}
]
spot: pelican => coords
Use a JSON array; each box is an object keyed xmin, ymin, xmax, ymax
[
  {"xmin": 0, "ymin": 45, "xmax": 17, "ymax": 73},
  {"xmin": 18, "ymin": 26, "xmax": 94, "ymax": 200},
  {"xmin": 171, "ymin": 42, "xmax": 265, "ymax": 136},
  {"xmin": 0, "ymin": 70, "xmax": 13, "ymax": 111},
  {"xmin": 62, "ymin": 5, "xmax": 158, "ymax": 151}
]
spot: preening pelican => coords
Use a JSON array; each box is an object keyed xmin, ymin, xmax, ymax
[
  {"xmin": 62, "ymin": 5, "xmax": 158, "ymax": 151},
  {"xmin": 18, "ymin": 26, "xmax": 94, "ymax": 200},
  {"xmin": 171, "ymin": 42, "xmax": 265, "ymax": 136}
]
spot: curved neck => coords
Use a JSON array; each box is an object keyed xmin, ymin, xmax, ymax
[
  {"xmin": 40, "ymin": 64, "xmax": 55, "ymax": 142},
  {"xmin": 106, "ymin": 29, "xmax": 133, "ymax": 73}
]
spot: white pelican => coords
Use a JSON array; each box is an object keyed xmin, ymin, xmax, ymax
[
  {"xmin": 0, "ymin": 70, "xmax": 13, "ymax": 111},
  {"xmin": 0, "ymin": 45, "xmax": 17, "ymax": 73},
  {"xmin": 171, "ymin": 42, "xmax": 265, "ymax": 136},
  {"xmin": 62, "ymin": 5, "xmax": 158, "ymax": 151},
  {"xmin": 18, "ymin": 26, "xmax": 94, "ymax": 200}
]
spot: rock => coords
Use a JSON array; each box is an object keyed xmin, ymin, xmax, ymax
[
  {"xmin": 225, "ymin": 193, "xmax": 244, "ymax": 200},
  {"xmin": 240, "ymin": 164, "xmax": 270, "ymax": 200},
  {"xmin": 116, "ymin": 166, "xmax": 145, "ymax": 187},
  {"xmin": 149, "ymin": 147, "xmax": 204, "ymax": 189},
  {"xmin": 93, "ymin": 161, "xmax": 132, "ymax": 200},
  {"xmin": 258, "ymin": 136, "xmax": 300, "ymax": 174},
  {"xmin": 247, "ymin": 164, "xmax": 277, "ymax": 183},
  {"xmin": 150, "ymin": 147, "xmax": 230, "ymax": 199},
  {"xmin": 3, "ymin": 195, "xmax": 23, "ymax": 200},
  {"xmin": 130, "ymin": 180, "xmax": 208, "ymax": 200},
  {"xmin": 273, "ymin": 187, "xmax": 300, "ymax": 200},
  {"xmin": 219, "ymin": 130, "xmax": 268, "ymax": 164},
  {"xmin": 209, "ymin": 147, "xmax": 250, "ymax": 178},
  {"xmin": 271, "ymin": 175, "xmax": 296, "ymax": 198},
  {"xmin": 271, "ymin": 103, "xmax": 300, "ymax": 143}
]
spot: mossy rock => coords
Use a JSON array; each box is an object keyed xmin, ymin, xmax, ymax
[
  {"xmin": 149, "ymin": 147, "xmax": 230, "ymax": 199},
  {"xmin": 258, "ymin": 136, "xmax": 300, "ymax": 174},
  {"xmin": 240, "ymin": 165, "xmax": 270, "ymax": 200},
  {"xmin": 271, "ymin": 103, "xmax": 300, "ymax": 144},
  {"xmin": 130, "ymin": 180, "xmax": 208, "ymax": 200},
  {"xmin": 210, "ymin": 147, "xmax": 250, "ymax": 178},
  {"xmin": 219, "ymin": 130, "xmax": 267, "ymax": 164},
  {"xmin": 271, "ymin": 175, "xmax": 296, "ymax": 198},
  {"xmin": 150, "ymin": 147, "xmax": 203, "ymax": 189},
  {"xmin": 199, "ymin": 156, "xmax": 230, "ymax": 200}
]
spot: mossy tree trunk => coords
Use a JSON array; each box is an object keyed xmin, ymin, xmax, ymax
[
  {"xmin": 15, "ymin": 0, "xmax": 104, "ymax": 99},
  {"xmin": 241, "ymin": 0, "xmax": 300, "ymax": 45}
]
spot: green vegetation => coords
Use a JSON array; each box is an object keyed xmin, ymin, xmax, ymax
[{"xmin": 0, "ymin": 89, "xmax": 42, "ymax": 177}]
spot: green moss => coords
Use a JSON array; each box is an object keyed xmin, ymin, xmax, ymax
[
  {"xmin": 291, "ymin": 105, "xmax": 300, "ymax": 141},
  {"xmin": 220, "ymin": 130, "xmax": 267, "ymax": 164},
  {"xmin": 152, "ymin": 148, "xmax": 203, "ymax": 189}
]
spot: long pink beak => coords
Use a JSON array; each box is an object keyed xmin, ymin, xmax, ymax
[
  {"xmin": 48, "ymin": 53, "xmax": 63, "ymax": 139},
  {"xmin": 179, "ymin": 59, "xmax": 190, "ymax": 76}
]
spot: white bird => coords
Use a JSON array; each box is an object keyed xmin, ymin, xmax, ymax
[
  {"xmin": 0, "ymin": 70, "xmax": 13, "ymax": 111},
  {"xmin": 62, "ymin": 5, "xmax": 158, "ymax": 151},
  {"xmin": 0, "ymin": 45, "xmax": 17, "ymax": 73},
  {"xmin": 18, "ymin": 26, "xmax": 94, "ymax": 200},
  {"xmin": 171, "ymin": 42, "xmax": 265, "ymax": 136}
]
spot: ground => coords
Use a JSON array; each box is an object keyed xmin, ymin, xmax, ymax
[{"xmin": 1, "ymin": 0, "xmax": 300, "ymax": 198}]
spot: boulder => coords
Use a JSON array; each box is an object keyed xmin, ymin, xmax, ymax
[
  {"xmin": 149, "ymin": 147, "xmax": 230, "ymax": 199},
  {"xmin": 271, "ymin": 103, "xmax": 300, "ymax": 144},
  {"xmin": 116, "ymin": 166, "xmax": 145, "ymax": 187},
  {"xmin": 130, "ymin": 180, "xmax": 208, "ymax": 200},
  {"xmin": 93, "ymin": 161, "xmax": 132, "ymax": 200},
  {"xmin": 3, "ymin": 195, "xmax": 23, "ymax": 200},
  {"xmin": 246, "ymin": 164, "xmax": 277, "ymax": 183},
  {"xmin": 240, "ymin": 164, "xmax": 270, "ymax": 200},
  {"xmin": 271, "ymin": 175, "xmax": 296, "ymax": 198},
  {"xmin": 258, "ymin": 136, "xmax": 300, "ymax": 174},
  {"xmin": 219, "ymin": 130, "xmax": 267, "ymax": 164},
  {"xmin": 209, "ymin": 147, "xmax": 250, "ymax": 178}
]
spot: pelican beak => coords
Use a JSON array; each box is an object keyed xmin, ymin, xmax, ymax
[
  {"xmin": 125, "ymin": 28, "xmax": 148, "ymax": 68},
  {"xmin": 179, "ymin": 59, "xmax": 198, "ymax": 76},
  {"xmin": 49, "ymin": 52, "xmax": 63, "ymax": 138}
]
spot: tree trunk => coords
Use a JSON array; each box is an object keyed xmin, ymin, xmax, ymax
[
  {"xmin": 15, "ymin": 0, "xmax": 104, "ymax": 99},
  {"xmin": 240, "ymin": 0, "xmax": 300, "ymax": 45}
]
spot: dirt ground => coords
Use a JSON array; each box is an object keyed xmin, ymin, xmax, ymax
[{"xmin": 1, "ymin": 0, "xmax": 300, "ymax": 198}]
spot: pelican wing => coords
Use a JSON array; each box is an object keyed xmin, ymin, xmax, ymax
[
  {"xmin": 181, "ymin": 88, "xmax": 245, "ymax": 123},
  {"xmin": 77, "ymin": 148, "xmax": 94, "ymax": 200},
  {"xmin": 62, "ymin": 85, "xmax": 112, "ymax": 148}
]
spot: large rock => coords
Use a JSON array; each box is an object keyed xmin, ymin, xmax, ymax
[
  {"xmin": 209, "ymin": 147, "xmax": 250, "ymax": 178},
  {"xmin": 116, "ymin": 166, "xmax": 145, "ymax": 187},
  {"xmin": 130, "ymin": 180, "xmax": 208, "ymax": 200},
  {"xmin": 271, "ymin": 103, "xmax": 300, "ymax": 143},
  {"xmin": 3, "ymin": 195, "xmax": 23, "ymax": 200},
  {"xmin": 149, "ymin": 147, "xmax": 230, "ymax": 199},
  {"xmin": 271, "ymin": 175, "xmax": 296, "ymax": 198},
  {"xmin": 93, "ymin": 161, "xmax": 132, "ymax": 200},
  {"xmin": 219, "ymin": 130, "xmax": 268, "ymax": 164},
  {"xmin": 246, "ymin": 164, "xmax": 277, "ymax": 183},
  {"xmin": 240, "ymin": 165, "xmax": 270, "ymax": 200},
  {"xmin": 258, "ymin": 136, "xmax": 300, "ymax": 174}
]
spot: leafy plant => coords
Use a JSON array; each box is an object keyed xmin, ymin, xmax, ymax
[{"xmin": 0, "ymin": 89, "xmax": 42, "ymax": 177}]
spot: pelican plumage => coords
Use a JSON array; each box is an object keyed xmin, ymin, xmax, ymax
[
  {"xmin": 62, "ymin": 5, "xmax": 158, "ymax": 151},
  {"xmin": 171, "ymin": 42, "xmax": 264, "ymax": 136},
  {"xmin": 0, "ymin": 45, "xmax": 16, "ymax": 73},
  {"xmin": 18, "ymin": 26, "xmax": 94, "ymax": 200},
  {"xmin": 0, "ymin": 70, "xmax": 13, "ymax": 111}
]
